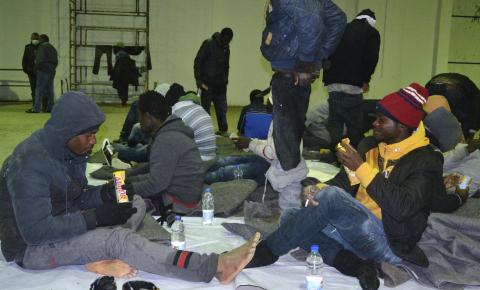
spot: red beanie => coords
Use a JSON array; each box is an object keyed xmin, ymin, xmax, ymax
[{"xmin": 376, "ymin": 83, "xmax": 429, "ymax": 128}]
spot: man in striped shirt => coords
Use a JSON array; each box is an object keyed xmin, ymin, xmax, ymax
[{"xmin": 165, "ymin": 84, "xmax": 217, "ymax": 162}]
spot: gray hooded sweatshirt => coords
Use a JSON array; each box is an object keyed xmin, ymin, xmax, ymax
[
  {"xmin": 0, "ymin": 91, "xmax": 105, "ymax": 262},
  {"xmin": 130, "ymin": 115, "xmax": 204, "ymax": 206}
]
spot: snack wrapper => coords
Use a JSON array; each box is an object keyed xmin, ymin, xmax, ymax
[{"xmin": 113, "ymin": 170, "xmax": 129, "ymax": 203}]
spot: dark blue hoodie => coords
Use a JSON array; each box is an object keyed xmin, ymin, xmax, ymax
[{"xmin": 0, "ymin": 91, "xmax": 105, "ymax": 262}]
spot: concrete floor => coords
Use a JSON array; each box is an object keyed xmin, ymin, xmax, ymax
[{"xmin": 0, "ymin": 102, "xmax": 242, "ymax": 164}]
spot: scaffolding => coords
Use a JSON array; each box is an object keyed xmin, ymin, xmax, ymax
[{"xmin": 69, "ymin": 0, "xmax": 150, "ymax": 102}]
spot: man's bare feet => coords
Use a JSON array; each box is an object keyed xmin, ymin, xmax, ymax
[
  {"xmin": 85, "ymin": 259, "xmax": 138, "ymax": 278},
  {"xmin": 216, "ymin": 232, "xmax": 261, "ymax": 284}
]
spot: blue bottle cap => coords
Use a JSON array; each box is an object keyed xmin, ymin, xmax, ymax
[
  {"xmin": 175, "ymin": 215, "xmax": 182, "ymax": 221},
  {"xmin": 311, "ymin": 245, "xmax": 319, "ymax": 252}
]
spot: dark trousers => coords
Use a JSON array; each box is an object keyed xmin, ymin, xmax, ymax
[
  {"xmin": 116, "ymin": 83, "xmax": 129, "ymax": 104},
  {"xmin": 92, "ymin": 45, "xmax": 113, "ymax": 75},
  {"xmin": 271, "ymin": 73, "xmax": 311, "ymax": 171},
  {"xmin": 27, "ymin": 73, "xmax": 36, "ymax": 105},
  {"xmin": 119, "ymin": 101, "xmax": 140, "ymax": 141},
  {"xmin": 327, "ymin": 91, "xmax": 364, "ymax": 149},
  {"xmin": 34, "ymin": 70, "xmax": 55, "ymax": 112},
  {"xmin": 200, "ymin": 84, "xmax": 228, "ymax": 132}
]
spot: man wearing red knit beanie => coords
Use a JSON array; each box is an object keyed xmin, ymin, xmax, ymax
[{"xmin": 245, "ymin": 83, "xmax": 463, "ymax": 290}]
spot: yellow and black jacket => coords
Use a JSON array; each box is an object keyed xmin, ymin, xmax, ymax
[{"xmin": 327, "ymin": 123, "xmax": 461, "ymax": 267}]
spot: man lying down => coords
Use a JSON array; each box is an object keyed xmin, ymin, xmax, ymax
[{"xmin": 0, "ymin": 91, "xmax": 260, "ymax": 283}]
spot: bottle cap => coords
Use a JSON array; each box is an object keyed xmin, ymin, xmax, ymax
[
  {"xmin": 175, "ymin": 215, "xmax": 182, "ymax": 221},
  {"xmin": 310, "ymin": 245, "xmax": 319, "ymax": 252},
  {"xmin": 205, "ymin": 187, "xmax": 211, "ymax": 192}
]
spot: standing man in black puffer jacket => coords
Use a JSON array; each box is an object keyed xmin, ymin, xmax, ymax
[
  {"xmin": 323, "ymin": 9, "xmax": 381, "ymax": 149},
  {"xmin": 194, "ymin": 27, "xmax": 233, "ymax": 135}
]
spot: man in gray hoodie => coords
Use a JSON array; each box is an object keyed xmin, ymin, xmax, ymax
[
  {"xmin": 0, "ymin": 91, "xmax": 259, "ymax": 283},
  {"xmin": 124, "ymin": 90, "xmax": 206, "ymax": 213}
]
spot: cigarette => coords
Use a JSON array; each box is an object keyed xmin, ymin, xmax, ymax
[{"xmin": 304, "ymin": 199, "xmax": 309, "ymax": 207}]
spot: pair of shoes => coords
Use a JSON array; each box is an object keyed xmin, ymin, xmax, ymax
[
  {"xmin": 25, "ymin": 109, "xmax": 40, "ymax": 113},
  {"xmin": 43, "ymin": 109, "xmax": 51, "ymax": 113},
  {"xmin": 89, "ymin": 276, "xmax": 159, "ymax": 290}
]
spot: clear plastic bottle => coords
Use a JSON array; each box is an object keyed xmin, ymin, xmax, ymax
[
  {"xmin": 306, "ymin": 244, "xmax": 323, "ymax": 290},
  {"xmin": 233, "ymin": 164, "xmax": 243, "ymax": 180},
  {"xmin": 171, "ymin": 215, "xmax": 186, "ymax": 250},
  {"xmin": 202, "ymin": 188, "xmax": 214, "ymax": 225}
]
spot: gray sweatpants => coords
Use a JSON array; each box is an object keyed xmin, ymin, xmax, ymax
[{"xmin": 20, "ymin": 196, "xmax": 219, "ymax": 282}]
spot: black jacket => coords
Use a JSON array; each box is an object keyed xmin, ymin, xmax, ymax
[
  {"xmin": 111, "ymin": 51, "xmax": 140, "ymax": 89},
  {"xmin": 327, "ymin": 137, "xmax": 461, "ymax": 267},
  {"xmin": 323, "ymin": 18, "xmax": 380, "ymax": 87},
  {"xmin": 35, "ymin": 41, "xmax": 58, "ymax": 73},
  {"xmin": 194, "ymin": 32, "xmax": 230, "ymax": 87},
  {"xmin": 22, "ymin": 43, "xmax": 37, "ymax": 75}
]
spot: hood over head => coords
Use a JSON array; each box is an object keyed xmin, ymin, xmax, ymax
[{"xmin": 41, "ymin": 91, "xmax": 105, "ymax": 159}]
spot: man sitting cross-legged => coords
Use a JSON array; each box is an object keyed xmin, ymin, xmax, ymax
[{"xmin": 246, "ymin": 83, "xmax": 463, "ymax": 290}]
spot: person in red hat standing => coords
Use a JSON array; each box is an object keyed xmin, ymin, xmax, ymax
[{"xmin": 245, "ymin": 83, "xmax": 464, "ymax": 290}]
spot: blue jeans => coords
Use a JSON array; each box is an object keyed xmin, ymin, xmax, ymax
[
  {"xmin": 34, "ymin": 70, "xmax": 55, "ymax": 112},
  {"xmin": 269, "ymin": 186, "xmax": 401, "ymax": 266},
  {"xmin": 271, "ymin": 73, "xmax": 311, "ymax": 171},
  {"xmin": 115, "ymin": 124, "xmax": 151, "ymax": 163},
  {"xmin": 205, "ymin": 155, "xmax": 270, "ymax": 185}
]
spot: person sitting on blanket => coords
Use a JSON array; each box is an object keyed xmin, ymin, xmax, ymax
[
  {"xmin": 245, "ymin": 83, "xmax": 464, "ymax": 290},
  {"xmin": 421, "ymin": 94, "xmax": 480, "ymax": 198},
  {"xmin": 0, "ymin": 91, "xmax": 260, "ymax": 283},
  {"xmin": 116, "ymin": 90, "xmax": 206, "ymax": 214}
]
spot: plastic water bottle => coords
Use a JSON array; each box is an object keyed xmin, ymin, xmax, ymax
[
  {"xmin": 202, "ymin": 188, "xmax": 214, "ymax": 225},
  {"xmin": 306, "ymin": 245, "xmax": 323, "ymax": 290},
  {"xmin": 233, "ymin": 165, "xmax": 243, "ymax": 180},
  {"xmin": 171, "ymin": 215, "xmax": 186, "ymax": 250}
]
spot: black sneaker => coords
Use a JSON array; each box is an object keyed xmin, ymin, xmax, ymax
[{"xmin": 25, "ymin": 109, "xmax": 40, "ymax": 113}]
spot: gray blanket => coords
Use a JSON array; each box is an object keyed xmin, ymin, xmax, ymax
[{"xmin": 383, "ymin": 199, "xmax": 480, "ymax": 289}]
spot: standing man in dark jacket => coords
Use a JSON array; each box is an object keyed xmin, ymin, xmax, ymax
[
  {"xmin": 323, "ymin": 9, "xmax": 381, "ymax": 149},
  {"xmin": 22, "ymin": 32, "xmax": 40, "ymax": 108},
  {"xmin": 261, "ymin": 0, "xmax": 346, "ymax": 171},
  {"xmin": 246, "ymin": 83, "xmax": 463, "ymax": 290},
  {"xmin": 27, "ymin": 34, "xmax": 58, "ymax": 113},
  {"xmin": 0, "ymin": 91, "xmax": 260, "ymax": 283},
  {"xmin": 194, "ymin": 27, "xmax": 233, "ymax": 135}
]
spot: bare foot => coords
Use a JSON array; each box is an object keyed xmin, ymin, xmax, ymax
[
  {"xmin": 216, "ymin": 232, "xmax": 261, "ymax": 284},
  {"xmin": 85, "ymin": 259, "xmax": 138, "ymax": 278}
]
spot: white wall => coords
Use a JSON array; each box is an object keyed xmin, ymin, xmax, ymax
[
  {"xmin": 0, "ymin": 0, "xmax": 463, "ymax": 107},
  {"xmin": 448, "ymin": 0, "xmax": 480, "ymax": 82}
]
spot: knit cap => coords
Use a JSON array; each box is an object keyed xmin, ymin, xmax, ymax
[{"xmin": 376, "ymin": 83, "xmax": 429, "ymax": 128}]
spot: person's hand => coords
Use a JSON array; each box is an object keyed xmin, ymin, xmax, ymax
[
  {"xmin": 444, "ymin": 172, "xmax": 462, "ymax": 190},
  {"xmin": 300, "ymin": 183, "xmax": 329, "ymax": 207},
  {"xmin": 335, "ymin": 142, "xmax": 364, "ymax": 171},
  {"xmin": 95, "ymin": 203, "xmax": 137, "ymax": 227},
  {"xmin": 201, "ymin": 83, "xmax": 209, "ymax": 91},
  {"xmin": 293, "ymin": 72, "xmax": 315, "ymax": 86},
  {"xmin": 122, "ymin": 181, "xmax": 136, "ymax": 200},
  {"xmin": 232, "ymin": 136, "xmax": 251, "ymax": 150},
  {"xmin": 362, "ymin": 83, "xmax": 370, "ymax": 93},
  {"xmin": 100, "ymin": 180, "xmax": 117, "ymax": 204},
  {"xmin": 467, "ymin": 138, "xmax": 480, "ymax": 153}
]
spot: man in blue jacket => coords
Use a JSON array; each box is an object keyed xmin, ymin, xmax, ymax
[
  {"xmin": 261, "ymin": 0, "xmax": 346, "ymax": 171},
  {"xmin": 0, "ymin": 91, "xmax": 259, "ymax": 283}
]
